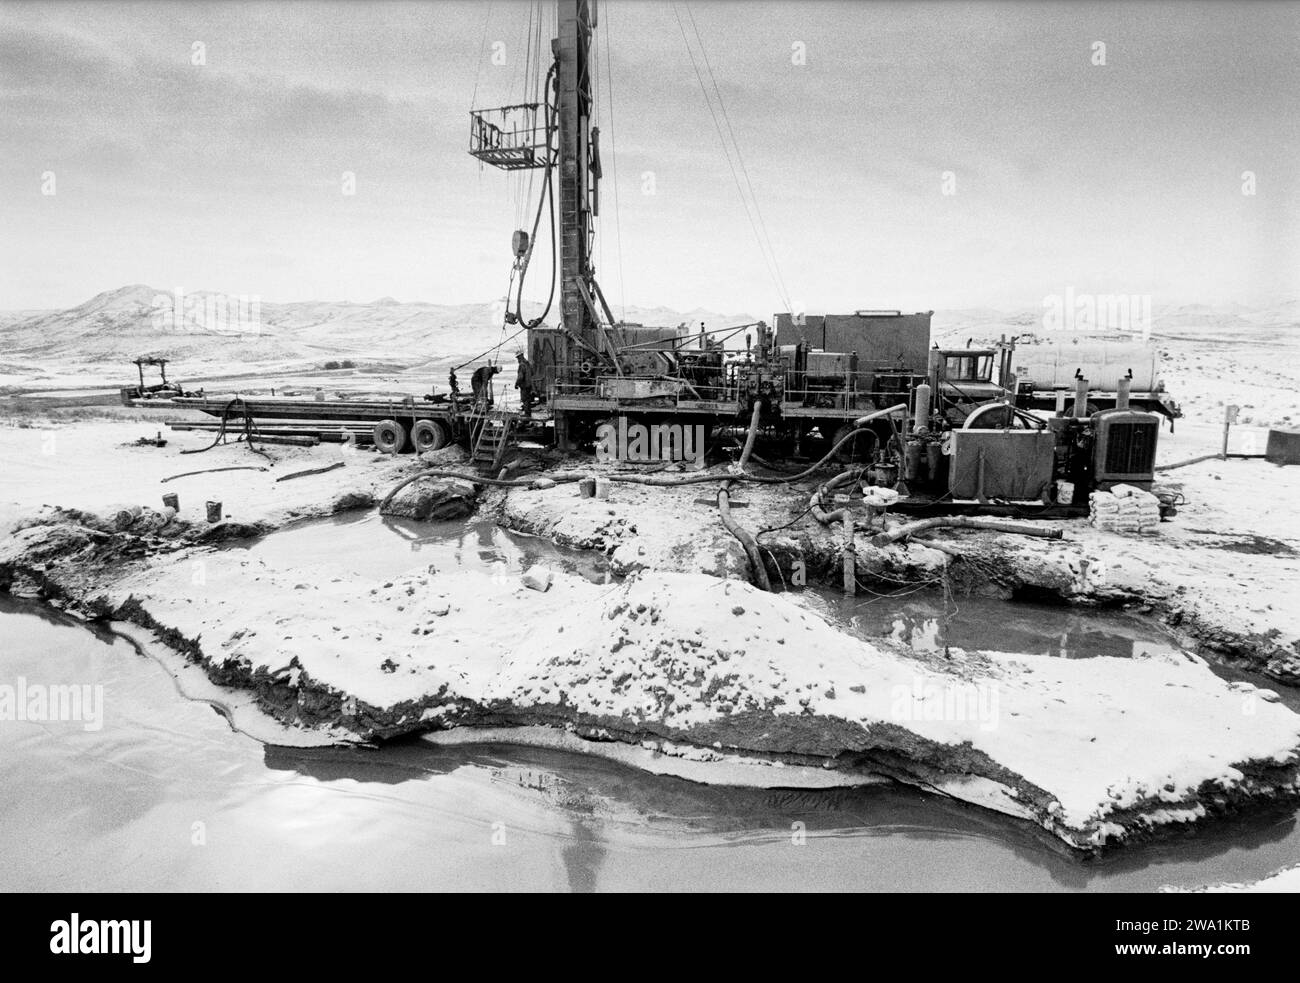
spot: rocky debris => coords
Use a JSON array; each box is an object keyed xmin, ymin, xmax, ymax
[
  {"xmin": 417, "ymin": 444, "xmax": 470, "ymax": 467},
  {"xmin": 193, "ymin": 520, "xmax": 271, "ymax": 543},
  {"xmin": 331, "ymin": 490, "xmax": 375, "ymax": 512},
  {"xmin": 382, "ymin": 477, "xmax": 478, "ymax": 521},
  {"xmin": 0, "ymin": 523, "xmax": 101, "ymax": 575},
  {"xmin": 521, "ymin": 565, "xmax": 554, "ymax": 592}
]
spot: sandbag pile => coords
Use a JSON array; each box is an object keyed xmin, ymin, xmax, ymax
[{"xmin": 1089, "ymin": 484, "xmax": 1161, "ymax": 534}]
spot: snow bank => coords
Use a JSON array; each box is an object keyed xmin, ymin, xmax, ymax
[{"xmin": 94, "ymin": 550, "xmax": 1300, "ymax": 850}]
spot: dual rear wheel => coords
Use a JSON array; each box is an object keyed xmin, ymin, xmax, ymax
[{"xmin": 373, "ymin": 418, "xmax": 449, "ymax": 455}]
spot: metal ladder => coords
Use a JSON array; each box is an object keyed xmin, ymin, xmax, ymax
[{"xmin": 470, "ymin": 408, "xmax": 519, "ymax": 472}]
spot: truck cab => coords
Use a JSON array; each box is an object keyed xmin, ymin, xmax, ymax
[{"xmin": 931, "ymin": 343, "xmax": 1017, "ymax": 423}]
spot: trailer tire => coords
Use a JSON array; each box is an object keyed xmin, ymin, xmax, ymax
[
  {"xmin": 373, "ymin": 419, "xmax": 407, "ymax": 454},
  {"xmin": 411, "ymin": 419, "xmax": 449, "ymax": 453}
]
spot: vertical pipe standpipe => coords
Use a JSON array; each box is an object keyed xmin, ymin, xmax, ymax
[{"xmin": 1116, "ymin": 376, "xmax": 1131, "ymax": 411}]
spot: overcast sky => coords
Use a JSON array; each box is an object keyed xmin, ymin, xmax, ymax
[{"xmin": 1, "ymin": 0, "xmax": 1297, "ymax": 313}]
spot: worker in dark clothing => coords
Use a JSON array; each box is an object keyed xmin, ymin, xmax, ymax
[
  {"xmin": 471, "ymin": 364, "xmax": 500, "ymax": 407},
  {"xmin": 515, "ymin": 351, "xmax": 534, "ymax": 415},
  {"xmin": 448, "ymin": 368, "xmax": 460, "ymax": 397}
]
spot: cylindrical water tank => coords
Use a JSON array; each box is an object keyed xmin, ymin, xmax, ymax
[{"xmin": 1015, "ymin": 342, "xmax": 1160, "ymax": 391}]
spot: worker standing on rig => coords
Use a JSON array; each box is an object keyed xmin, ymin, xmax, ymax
[
  {"xmin": 471, "ymin": 363, "xmax": 500, "ymax": 408},
  {"xmin": 515, "ymin": 351, "xmax": 534, "ymax": 415}
]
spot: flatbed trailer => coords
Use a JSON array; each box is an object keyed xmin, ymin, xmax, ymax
[
  {"xmin": 127, "ymin": 392, "xmax": 507, "ymax": 456},
  {"xmin": 163, "ymin": 393, "xmax": 463, "ymax": 425}
]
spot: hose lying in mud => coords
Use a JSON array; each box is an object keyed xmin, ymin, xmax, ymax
[
  {"xmin": 870, "ymin": 515, "xmax": 1064, "ymax": 547},
  {"xmin": 807, "ymin": 469, "xmax": 865, "ymax": 595},
  {"xmin": 180, "ymin": 396, "xmax": 273, "ymax": 462},
  {"xmin": 161, "ymin": 465, "xmax": 268, "ymax": 484},
  {"xmin": 1154, "ymin": 452, "xmax": 1223, "ymax": 472},
  {"xmin": 379, "ymin": 469, "xmax": 569, "ymax": 512},
  {"xmin": 718, "ymin": 484, "xmax": 771, "ymax": 591},
  {"xmin": 275, "ymin": 461, "xmax": 346, "ymax": 482},
  {"xmin": 716, "ymin": 402, "xmax": 771, "ymax": 590},
  {"xmin": 807, "ymin": 469, "xmax": 865, "ymax": 527},
  {"xmin": 379, "ymin": 405, "xmax": 911, "ymax": 594},
  {"xmin": 381, "ymin": 404, "xmax": 911, "ymax": 511}
]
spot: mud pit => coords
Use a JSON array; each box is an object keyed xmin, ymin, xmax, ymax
[{"xmin": 2, "ymin": 419, "xmax": 1299, "ymax": 856}]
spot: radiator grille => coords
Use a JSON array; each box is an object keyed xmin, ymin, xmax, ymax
[{"xmin": 1099, "ymin": 418, "xmax": 1158, "ymax": 477}]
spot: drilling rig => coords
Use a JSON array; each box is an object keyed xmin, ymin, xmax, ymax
[
  {"xmin": 466, "ymin": 0, "xmax": 1168, "ymax": 515},
  {"xmin": 469, "ymin": 0, "xmax": 929, "ymax": 458}
]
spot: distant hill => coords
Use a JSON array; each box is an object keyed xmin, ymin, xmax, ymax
[
  {"xmin": 0, "ymin": 286, "xmax": 1293, "ymax": 370},
  {"xmin": 0, "ymin": 286, "xmax": 757, "ymax": 368}
]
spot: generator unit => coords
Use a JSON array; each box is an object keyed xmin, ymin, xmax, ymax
[{"xmin": 867, "ymin": 371, "xmax": 1165, "ymax": 515}]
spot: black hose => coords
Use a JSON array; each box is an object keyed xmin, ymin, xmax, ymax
[
  {"xmin": 180, "ymin": 398, "xmax": 238, "ymax": 454},
  {"xmin": 453, "ymin": 326, "xmax": 528, "ymax": 372},
  {"xmin": 180, "ymin": 396, "xmax": 272, "ymax": 461},
  {"xmin": 718, "ymin": 402, "xmax": 772, "ymax": 590},
  {"xmin": 511, "ymin": 61, "xmax": 559, "ymax": 331}
]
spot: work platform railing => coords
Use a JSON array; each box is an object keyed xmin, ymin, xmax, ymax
[
  {"xmin": 546, "ymin": 366, "xmax": 924, "ymax": 416},
  {"xmin": 782, "ymin": 369, "xmax": 924, "ymax": 413},
  {"xmin": 468, "ymin": 104, "xmax": 551, "ymax": 171}
]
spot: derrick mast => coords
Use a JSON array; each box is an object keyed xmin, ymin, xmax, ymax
[
  {"xmin": 468, "ymin": 0, "xmax": 609, "ymax": 447},
  {"xmin": 555, "ymin": 0, "xmax": 600, "ymax": 371}
]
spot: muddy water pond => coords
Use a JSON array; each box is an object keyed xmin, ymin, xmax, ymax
[
  {"xmin": 232, "ymin": 510, "xmax": 614, "ymax": 585},
  {"xmin": 4, "ymin": 512, "xmax": 1300, "ymax": 891},
  {"xmin": 803, "ymin": 584, "xmax": 1300, "ymax": 716}
]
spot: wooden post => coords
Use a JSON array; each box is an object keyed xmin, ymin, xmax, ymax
[
  {"xmin": 842, "ymin": 517, "xmax": 856, "ymax": 596},
  {"xmin": 1223, "ymin": 404, "xmax": 1238, "ymax": 460}
]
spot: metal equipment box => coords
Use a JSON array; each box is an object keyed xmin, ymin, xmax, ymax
[
  {"xmin": 948, "ymin": 429, "xmax": 1056, "ymax": 501},
  {"xmin": 805, "ymin": 351, "xmax": 858, "ymax": 378},
  {"xmin": 775, "ymin": 311, "xmax": 932, "ymax": 375}
]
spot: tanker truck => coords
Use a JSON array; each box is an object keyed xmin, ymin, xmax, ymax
[
  {"xmin": 1010, "ymin": 340, "xmax": 1181, "ymax": 427},
  {"xmin": 930, "ymin": 338, "xmax": 1181, "ymax": 429}
]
